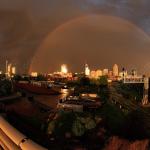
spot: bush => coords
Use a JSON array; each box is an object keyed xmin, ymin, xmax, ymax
[
  {"xmin": 100, "ymin": 102, "xmax": 125, "ymax": 135},
  {"xmin": 47, "ymin": 111, "xmax": 100, "ymax": 138},
  {"xmin": 116, "ymin": 83, "xmax": 143, "ymax": 102},
  {"xmin": 124, "ymin": 108, "xmax": 150, "ymax": 139},
  {"xmin": 98, "ymin": 86, "xmax": 109, "ymax": 103},
  {"xmin": 0, "ymin": 79, "xmax": 12, "ymax": 96},
  {"xmin": 79, "ymin": 76, "xmax": 90, "ymax": 86},
  {"xmin": 98, "ymin": 76, "xmax": 108, "ymax": 87}
]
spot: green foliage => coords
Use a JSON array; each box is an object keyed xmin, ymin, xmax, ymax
[
  {"xmin": 97, "ymin": 76, "xmax": 109, "ymax": 103},
  {"xmin": 98, "ymin": 86, "xmax": 109, "ymax": 103},
  {"xmin": 23, "ymin": 76, "xmax": 30, "ymax": 81},
  {"xmin": 74, "ymin": 86, "xmax": 98, "ymax": 95},
  {"xmin": 84, "ymin": 118, "xmax": 96, "ymax": 130},
  {"xmin": 54, "ymin": 112, "xmax": 76, "ymax": 136},
  {"xmin": 67, "ymin": 80, "xmax": 79, "ymax": 87},
  {"xmin": 90, "ymin": 79, "xmax": 98, "ymax": 86},
  {"xmin": 72, "ymin": 120, "xmax": 85, "ymax": 136},
  {"xmin": 0, "ymin": 79, "xmax": 12, "ymax": 96},
  {"xmin": 116, "ymin": 83, "xmax": 143, "ymax": 102},
  {"xmin": 79, "ymin": 76, "xmax": 90, "ymax": 86},
  {"xmin": 47, "ymin": 111, "xmax": 99, "ymax": 137},
  {"xmin": 76, "ymin": 114, "xmax": 97, "ymax": 130},
  {"xmin": 100, "ymin": 102, "xmax": 125, "ymax": 135},
  {"xmin": 47, "ymin": 121, "xmax": 56, "ymax": 135},
  {"xmin": 0, "ymin": 74, "xmax": 6, "ymax": 80},
  {"xmin": 36, "ymin": 74, "xmax": 47, "ymax": 81},
  {"xmin": 124, "ymin": 108, "xmax": 150, "ymax": 139},
  {"xmin": 13, "ymin": 74, "xmax": 22, "ymax": 81},
  {"xmin": 98, "ymin": 76, "xmax": 108, "ymax": 87}
]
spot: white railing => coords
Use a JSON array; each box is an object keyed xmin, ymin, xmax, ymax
[
  {"xmin": 0, "ymin": 116, "xmax": 47, "ymax": 150},
  {"xmin": 123, "ymin": 77, "xmax": 144, "ymax": 83}
]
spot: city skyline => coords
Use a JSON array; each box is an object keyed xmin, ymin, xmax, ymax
[{"xmin": 0, "ymin": 60, "xmax": 146, "ymax": 77}]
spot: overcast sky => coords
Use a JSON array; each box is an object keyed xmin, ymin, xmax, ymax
[{"xmin": 0, "ymin": 0, "xmax": 150, "ymax": 74}]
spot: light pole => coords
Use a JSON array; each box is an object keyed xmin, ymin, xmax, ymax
[{"xmin": 142, "ymin": 77, "xmax": 149, "ymax": 105}]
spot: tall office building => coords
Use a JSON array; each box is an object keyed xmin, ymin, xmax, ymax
[
  {"xmin": 113, "ymin": 64, "xmax": 119, "ymax": 76},
  {"xmin": 12, "ymin": 66, "xmax": 16, "ymax": 74},
  {"xmin": 103, "ymin": 69, "xmax": 109, "ymax": 76},
  {"xmin": 5, "ymin": 60, "xmax": 8, "ymax": 75},
  {"xmin": 96, "ymin": 70, "xmax": 102, "ymax": 78},
  {"xmin": 85, "ymin": 64, "xmax": 90, "ymax": 76},
  {"xmin": 7, "ymin": 63, "xmax": 12, "ymax": 77},
  {"xmin": 90, "ymin": 70, "xmax": 96, "ymax": 78}
]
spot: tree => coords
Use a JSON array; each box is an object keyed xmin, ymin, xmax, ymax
[
  {"xmin": 97, "ymin": 76, "xmax": 109, "ymax": 103},
  {"xmin": 100, "ymin": 102, "xmax": 125, "ymax": 135},
  {"xmin": 124, "ymin": 108, "xmax": 150, "ymax": 139},
  {"xmin": 98, "ymin": 76, "xmax": 108, "ymax": 87},
  {"xmin": 36, "ymin": 74, "xmax": 47, "ymax": 81},
  {"xmin": 79, "ymin": 76, "xmax": 90, "ymax": 86},
  {"xmin": 116, "ymin": 83, "xmax": 143, "ymax": 102},
  {"xmin": 0, "ymin": 79, "xmax": 12, "ymax": 96},
  {"xmin": 13, "ymin": 74, "xmax": 22, "ymax": 81}
]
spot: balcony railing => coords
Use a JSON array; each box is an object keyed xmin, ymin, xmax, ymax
[{"xmin": 0, "ymin": 115, "xmax": 47, "ymax": 150}]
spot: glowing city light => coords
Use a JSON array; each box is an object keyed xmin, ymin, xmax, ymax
[
  {"xmin": 113, "ymin": 64, "xmax": 119, "ymax": 76},
  {"xmin": 61, "ymin": 64, "xmax": 68, "ymax": 74},
  {"xmin": 85, "ymin": 64, "xmax": 90, "ymax": 76},
  {"xmin": 12, "ymin": 67, "xmax": 16, "ymax": 74}
]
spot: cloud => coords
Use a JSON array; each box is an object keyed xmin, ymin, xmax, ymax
[
  {"xmin": 0, "ymin": 0, "xmax": 25, "ymax": 10},
  {"xmin": 30, "ymin": 15, "xmax": 150, "ymax": 74},
  {"xmin": 0, "ymin": 0, "xmax": 150, "ymax": 73}
]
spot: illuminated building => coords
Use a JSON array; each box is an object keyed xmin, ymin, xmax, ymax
[
  {"xmin": 103, "ymin": 69, "xmax": 109, "ymax": 76},
  {"xmin": 90, "ymin": 71, "xmax": 96, "ymax": 78},
  {"xmin": 7, "ymin": 64, "xmax": 11, "ymax": 73},
  {"xmin": 119, "ymin": 71, "xmax": 128, "ymax": 78},
  {"xmin": 90, "ymin": 70, "xmax": 103, "ymax": 79},
  {"xmin": 131, "ymin": 69, "xmax": 137, "ymax": 76},
  {"xmin": 5, "ymin": 61, "xmax": 16, "ymax": 77},
  {"xmin": 5, "ymin": 60, "xmax": 8, "ymax": 76},
  {"xmin": 52, "ymin": 64, "xmax": 72, "ymax": 79},
  {"xmin": 96, "ymin": 70, "xmax": 102, "ymax": 78},
  {"xmin": 12, "ymin": 66, "xmax": 16, "ymax": 74},
  {"xmin": 31, "ymin": 72, "xmax": 38, "ymax": 77},
  {"xmin": 61, "ymin": 64, "xmax": 68, "ymax": 74},
  {"xmin": 7, "ymin": 63, "xmax": 12, "ymax": 77},
  {"xmin": 113, "ymin": 64, "xmax": 119, "ymax": 76},
  {"xmin": 85, "ymin": 64, "xmax": 90, "ymax": 76},
  {"xmin": 108, "ymin": 71, "xmax": 113, "ymax": 77}
]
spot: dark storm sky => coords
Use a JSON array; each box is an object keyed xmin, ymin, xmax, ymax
[{"xmin": 0, "ymin": 0, "xmax": 150, "ymax": 74}]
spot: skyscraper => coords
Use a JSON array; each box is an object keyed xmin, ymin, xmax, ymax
[
  {"xmin": 85, "ymin": 64, "xmax": 90, "ymax": 76},
  {"xmin": 96, "ymin": 70, "xmax": 102, "ymax": 78},
  {"xmin": 103, "ymin": 69, "xmax": 109, "ymax": 76},
  {"xmin": 12, "ymin": 66, "xmax": 16, "ymax": 75},
  {"xmin": 90, "ymin": 70, "xmax": 96, "ymax": 78},
  {"xmin": 7, "ymin": 63, "xmax": 12, "ymax": 77},
  {"xmin": 113, "ymin": 64, "xmax": 119, "ymax": 77}
]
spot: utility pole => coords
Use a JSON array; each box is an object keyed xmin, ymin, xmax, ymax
[{"xmin": 142, "ymin": 77, "xmax": 149, "ymax": 105}]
